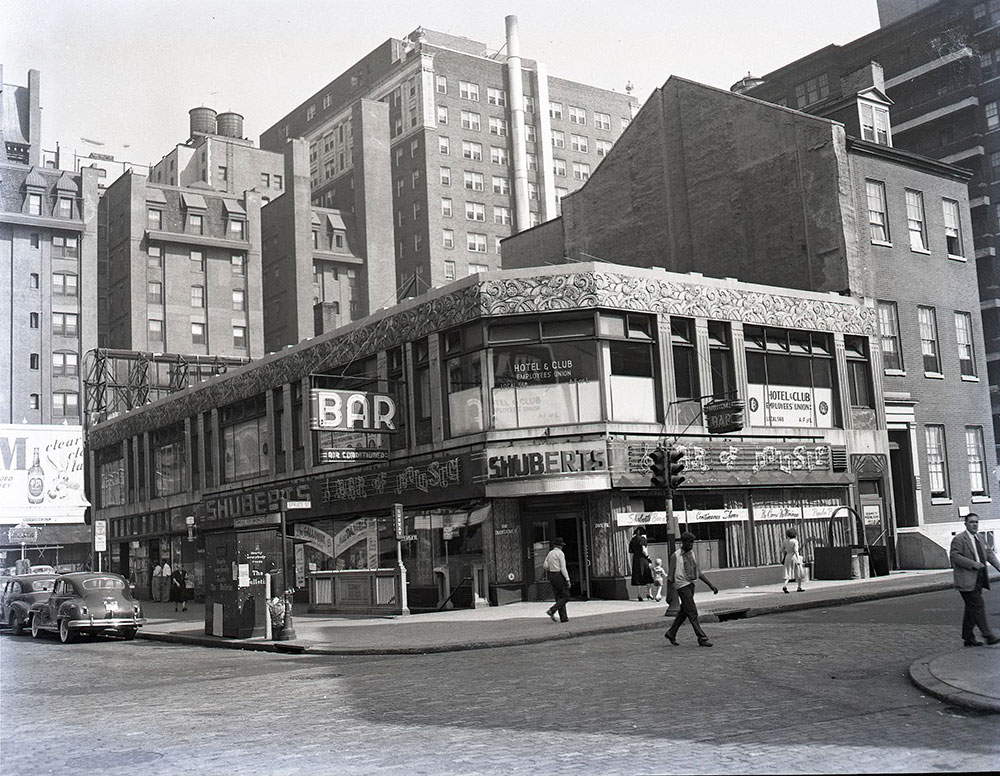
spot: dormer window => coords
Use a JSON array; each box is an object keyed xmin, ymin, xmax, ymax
[
  {"xmin": 27, "ymin": 193, "xmax": 42, "ymax": 215},
  {"xmin": 860, "ymin": 102, "xmax": 891, "ymax": 146},
  {"xmin": 181, "ymin": 192, "xmax": 207, "ymax": 234},
  {"xmin": 228, "ymin": 219, "xmax": 245, "ymax": 240},
  {"xmin": 57, "ymin": 197, "xmax": 74, "ymax": 218}
]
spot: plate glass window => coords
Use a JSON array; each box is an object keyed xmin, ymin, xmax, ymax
[
  {"xmin": 955, "ymin": 311, "xmax": 977, "ymax": 377},
  {"xmin": 866, "ymin": 180, "xmax": 889, "ymax": 243},
  {"xmin": 966, "ymin": 426, "xmax": 988, "ymax": 497},
  {"xmin": 942, "ymin": 199, "xmax": 963, "ymax": 257},
  {"xmin": 905, "ymin": 190, "xmax": 927, "ymax": 251},
  {"xmin": 917, "ymin": 306, "xmax": 940, "ymax": 373},
  {"xmin": 924, "ymin": 424, "xmax": 949, "ymax": 499}
]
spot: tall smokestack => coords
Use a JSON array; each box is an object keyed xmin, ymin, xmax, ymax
[{"xmin": 505, "ymin": 15, "xmax": 530, "ymax": 233}]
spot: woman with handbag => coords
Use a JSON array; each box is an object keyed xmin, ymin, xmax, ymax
[
  {"xmin": 781, "ymin": 528, "xmax": 806, "ymax": 593},
  {"xmin": 628, "ymin": 526, "xmax": 655, "ymax": 601}
]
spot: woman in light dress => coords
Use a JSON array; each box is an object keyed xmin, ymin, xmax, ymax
[{"xmin": 781, "ymin": 528, "xmax": 805, "ymax": 593}]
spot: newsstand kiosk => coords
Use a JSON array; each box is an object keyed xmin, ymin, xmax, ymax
[{"xmin": 203, "ymin": 516, "xmax": 285, "ymax": 639}]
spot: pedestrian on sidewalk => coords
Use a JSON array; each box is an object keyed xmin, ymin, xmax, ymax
[
  {"xmin": 170, "ymin": 566, "xmax": 188, "ymax": 612},
  {"xmin": 628, "ymin": 527, "xmax": 654, "ymax": 601},
  {"xmin": 543, "ymin": 537, "xmax": 571, "ymax": 623},
  {"xmin": 665, "ymin": 531, "xmax": 719, "ymax": 647},
  {"xmin": 160, "ymin": 558, "xmax": 172, "ymax": 605},
  {"xmin": 650, "ymin": 558, "xmax": 666, "ymax": 602},
  {"xmin": 781, "ymin": 528, "xmax": 806, "ymax": 593},
  {"xmin": 151, "ymin": 561, "xmax": 163, "ymax": 602},
  {"xmin": 949, "ymin": 512, "xmax": 1000, "ymax": 647}
]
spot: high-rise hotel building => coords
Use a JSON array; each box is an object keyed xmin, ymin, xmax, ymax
[{"xmin": 260, "ymin": 17, "xmax": 638, "ymax": 296}]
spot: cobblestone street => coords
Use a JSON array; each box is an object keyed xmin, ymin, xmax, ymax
[{"xmin": 2, "ymin": 591, "xmax": 997, "ymax": 775}]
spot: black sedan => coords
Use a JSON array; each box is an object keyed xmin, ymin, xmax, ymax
[
  {"xmin": 29, "ymin": 572, "xmax": 145, "ymax": 643},
  {"xmin": 1, "ymin": 574, "xmax": 57, "ymax": 635}
]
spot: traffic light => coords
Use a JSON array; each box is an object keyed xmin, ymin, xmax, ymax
[
  {"xmin": 649, "ymin": 447, "xmax": 667, "ymax": 489},
  {"xmin": 668, "ymin": 446, "xmax": 687, "ymax": 491}
]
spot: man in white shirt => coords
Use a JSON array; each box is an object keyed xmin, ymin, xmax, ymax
[
  {"xmin": 665, "ymin": 531, "xmax": 719, "ymax": 647},
  {"xmin": 543, "ymin": 537, "xmax": 571, "ymax": 623},
  {"xmin": 160, "ymin": 559, "xmax": 172, "ymax": 605},
  {"xmin": 152, "ymin": 562, "xmax": 163, "ymax": 602},
  {"xmin": 949, "ymin": 513, "xmax": 1000, "ymax": 647}
]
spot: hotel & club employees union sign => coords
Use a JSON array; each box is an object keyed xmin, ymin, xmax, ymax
[{"xmin": 0, "ymin": 425, "xmax": 90, "ymax": 524}]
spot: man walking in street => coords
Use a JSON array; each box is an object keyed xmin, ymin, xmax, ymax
[
  {"xmin": 665, "ymin": 531, "xmax": 719, "ymax": 647},
  {"xmin": 543, "ymin": 537, "xmax": 571, "ymax": 623},
  {"xmin": 949, "ymin": 513, "xmax": 1000, "ymax": 647}
]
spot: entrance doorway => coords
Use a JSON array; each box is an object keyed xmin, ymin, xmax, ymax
[
  {"xmin": 889, "ymin": 430, "xmax": 917, "ymax": 529},
  {"xmin": 522, "ymin": 498, "xmax": 586, "ymax": 601}
]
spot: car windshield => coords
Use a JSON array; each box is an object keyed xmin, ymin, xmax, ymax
[
  {"xmin": 31, "ymin": 580, "xmax": 55, "ymax": 592},
  {"xmin": 81, "ymin": 577, "xmax": 126, "ymax": 591}
]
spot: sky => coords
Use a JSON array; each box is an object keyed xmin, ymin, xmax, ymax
[{"xmin": 3, "ymin": 0, "xmax": 882, "ymax": 166}]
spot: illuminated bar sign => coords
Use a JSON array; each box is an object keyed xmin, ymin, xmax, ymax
[{"xmin": 309, "ymin": 389, "xmax": 397, "ymax": 433}]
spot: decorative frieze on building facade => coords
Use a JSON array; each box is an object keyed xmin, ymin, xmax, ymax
[{"xmin": 87, "ymin": 266, "xmax": 874, "ymax": 449}]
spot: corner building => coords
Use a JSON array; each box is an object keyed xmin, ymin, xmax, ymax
[
  {"xmin": 86, "ymin": 263, "xmax": 887, "ymax": 607},
  {"xmin": 260, "ymin": 17, "xmax": 638, "ymax": 295},
  {"xmin": 503, "ymin": 74, "xmax": 997, "ymax": 568}
]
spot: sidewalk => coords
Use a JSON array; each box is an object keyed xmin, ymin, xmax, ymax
[
  {"xmin": 137, "ymin": 568, "xmax": 1000, "ymax": 713},
  {"xmin": 139, "ymin": 570, "xmax": 957, "ymax": 655}
]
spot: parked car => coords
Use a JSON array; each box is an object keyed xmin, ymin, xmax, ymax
[
  {"xmin": 1, "ymin": 574, "xmax": 58, "ymax": 635},
  {"xmin": 29, "ymin": 565, "xmax": 56, "ymax": 575},
  {"xmin": 29, "ymin": 572, "xmax": 145, "ymax": 643}
]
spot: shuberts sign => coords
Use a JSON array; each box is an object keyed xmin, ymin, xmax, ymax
[{"xmin": 483, "ymin": 440, "xmax": 609, "ymax": 482}]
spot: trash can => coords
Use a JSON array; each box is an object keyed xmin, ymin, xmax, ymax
[
  {"xmin": 812, "ymin": 547, "xmax": 852, "ymax": 579},
  {"xmin": 868, "ymin": 546, "xmax": 890, "ymax": 577}
]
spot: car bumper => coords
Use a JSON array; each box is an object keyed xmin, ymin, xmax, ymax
[{"xmin": 67, "ymin": 617, "xmax": 146, "ymax": 628}]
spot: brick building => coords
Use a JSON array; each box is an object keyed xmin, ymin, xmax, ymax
[
  {"xmin": 503, "ymin": 74, "xmax": 996, "ymax": 568},
  {"xmin": 259, "ymin": 16, "xmax": 638, "ymax": 296},
  {"xmin": 1, "ymin": 68, "xmax": 95, "ymax": 564},
  {"xmin": 735, "ymin": 0, "xmax": 1000, "ymax": 467}
]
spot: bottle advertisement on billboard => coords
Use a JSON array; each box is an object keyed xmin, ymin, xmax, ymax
[{"xmin": 0, "ymin": 425, "xmax": 90, "ymax": 524}]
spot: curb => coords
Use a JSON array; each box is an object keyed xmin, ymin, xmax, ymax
[
  {"xmin": 138, "ymin": 578, "xmax": 953, "ymax": 656},
  {"xmin": 908, "ymin": 656, "xmax": 1000, "ymax": 714}
]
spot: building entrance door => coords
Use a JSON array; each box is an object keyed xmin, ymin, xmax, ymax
[{"xmin": 523, "ymin": 498, "xmax": 586, "ymax": 601}]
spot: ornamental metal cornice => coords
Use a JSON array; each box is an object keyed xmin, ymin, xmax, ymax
[{"xmin": 479, "ymin": 271, "xmax": 876, "ymax": 336}]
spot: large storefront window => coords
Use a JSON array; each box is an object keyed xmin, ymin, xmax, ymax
[
  {"xmin": 152, "ymin": 423, "xmax": 187, "ymax": 497},
  {"xmin": 745, "ymin": 326, "xmax": 836, "ymax": 428},
  {"xmin": 708, "ymin": 321, "xmax": 736, "ymax": 399},
  {"xmin": 671, "ymin": 317, "xmax": 700, "ymax": 402},
  {"xmin": 387, "ymin": 347, "xmax": 408, "ymax": 452},
  {"xmin": 295, "ymin": 506, "xmax": 486, "ymax": 595},
  {"xmin": 601, "ymin": 312, "xmax": 657, "ymax": 422},
  {"xmin": 220, "ymin": 394, "xmax": 268, "ymax": 482},
  {"xmin": 490, "ymin": 316, "xmax": 601, "ymax": 429},
  {"xmin": 633, "ymin": 487, "xmax": 847, "ymax": 570},
  {"xmin": 443, "ymin": 324, "xmax": 485, "ymax": 437},
  {"xmin": 96, "ymin": 445, "xmax": 126, "ymax": 508}
]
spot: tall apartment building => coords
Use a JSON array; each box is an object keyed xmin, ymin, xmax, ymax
[
  {"xmin": 1, "ymin": 68, "xmax": 95, "ymax": 564},
  {"xmin": 98, "ymin": 170, "xmax": 265, "ymax": 359},
  {"xmin": 503, "ymin": 74, "xmax": 995, "ymax": 568},
  {"xmin": 736, "ymin": 0, "xmax": 1000, "ymax": 464},
  {"xmin": 260, "ymin": 16, "xmax": 638, "ymax": 295},
  {"xmin": 1, "ymin": 68, "xmax": 99, "ymax": 425}
]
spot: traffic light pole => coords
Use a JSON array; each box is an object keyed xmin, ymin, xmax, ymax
[{"xmin": 663, "ymin": 487, "xmax": 680, "ymax": 617}]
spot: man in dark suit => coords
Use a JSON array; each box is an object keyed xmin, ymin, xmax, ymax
[{"xmin": 949, "ymin": 513, "xmax": 1000, "ymax": 647}]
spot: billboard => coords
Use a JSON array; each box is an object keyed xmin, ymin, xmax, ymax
[{"xmin": 0, "ymin": 425, "xmax": 90, "ymax": 524}]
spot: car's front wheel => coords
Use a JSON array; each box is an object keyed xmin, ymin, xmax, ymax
[
  {"xmin": 30, "ymin": 615, "xmax": 41, "ymax": 639},
  {"xmin": 58, "ymin": 618, "xmax": 75, "ymax": 644},
  {"xmin": 9, "ymin": 611, "xmax": 23, "ymax": 636},
  {"xmin": 120, "ymin": 626, "xmax": 137, "ymax": 640}
]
